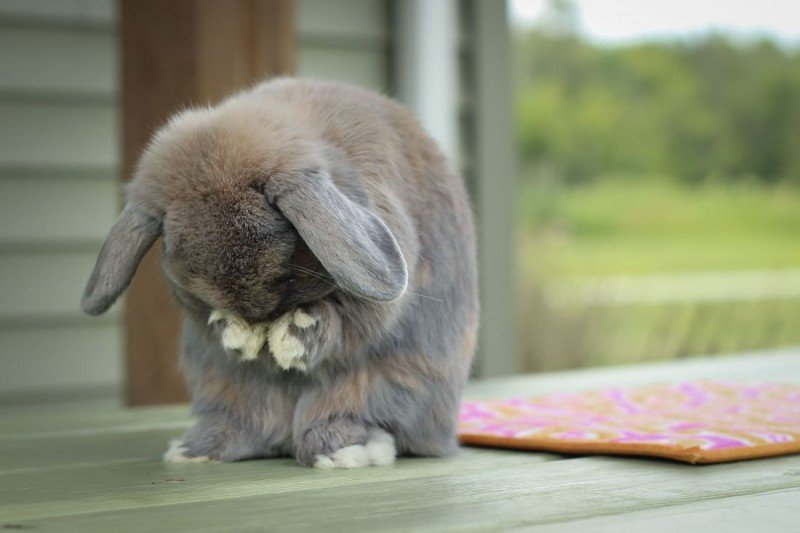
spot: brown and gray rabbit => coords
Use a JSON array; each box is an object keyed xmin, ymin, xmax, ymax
[{"xmin": 81, "ymin": 78, "xmax": 478, "ymax": 468}]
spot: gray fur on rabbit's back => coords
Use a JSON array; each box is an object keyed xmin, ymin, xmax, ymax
[{"xmin": 82, "ymin": 78, "xmax": 478, "ymax": 467}]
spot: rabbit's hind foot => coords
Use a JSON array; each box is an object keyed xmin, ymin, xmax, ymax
[{"xmin": 313, "ymin": 429, "xmax": 396, "ymax": 470}]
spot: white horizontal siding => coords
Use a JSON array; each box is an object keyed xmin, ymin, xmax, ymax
[
  {"xmin": 297, "ymin": 0, "xmax": 390, "ymax": 92},
  {"xmin": 0, "ymin": 176, "xmax": 117, "ymax": 245},
  {"xmin": 0, "ymin": 251, "xmax": 125, "ymax": 320},
  {"xmin": 0, "ymin": 324, "xmax": 121, "ymax": 392},
  {"xmin": 0, "ymin": 0, "xmax": 114, "ymax": 25},
  {"xmin": 0, "ymin": 25, "xmax": 116, "ymax": 96},
  {"xmin": 0, "ymin": 102, "xmax": 118, "ymax": 167},
  {"xmin": 298, "ymin": 46, "xmax": 388, "ymax": 91},
  {"xmin": 0, "ymin": 0, "xmax": 122, "ymax": 394},
  {"xmin": 298, "ymin": 0, "xmax": 387, "ymax": 42},
  {"xmin": 0, "ymin": 0, "xmax": 120, "ymax": 402}
]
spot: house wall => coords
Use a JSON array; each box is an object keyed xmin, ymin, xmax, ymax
[{"xmin": 0, "ymin": 0, "xmax": 393, "ymax": 393}]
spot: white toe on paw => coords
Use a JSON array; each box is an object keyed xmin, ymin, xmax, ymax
[
  {"xmin": 365, "ymin": 429, "xmax": 397, "ymax": 466},
  {"xmin": 210, "ymin": 310, "xmax": 269, "ymax": 361},
  {"xmin": 313, "ymin": 432, "xmax": 397, "ymax": 470},
  {"xmin": 332, "ymin": 445, "xmax": 371, "ymax": 468},
  {"xmin": 313, "ymin": 445, "xmax": 370, "ymax": 469},
  {"xmin": 208, "ymin": 310, "xmax": 228, "ymax": 325},
  {"xmin": 268, "ymin": 313, "xmax": 306, "ymax": 371},
  {"xmin": 163, "ymin": 439, "xmax": 211, "ymax": 463},
  {"xmin": 222, "ymin": 322, "xmax": 268, "ymax": 361},
  {"xmin": 293, "ymin": 309, "xmax": 317, "ymax": 329},
  {"xmin": 313, "ymin": 455, "xmax": 336, "ymax": 470}
]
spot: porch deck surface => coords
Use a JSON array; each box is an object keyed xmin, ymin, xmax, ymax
[{"xmin": 2, "ymin": 349, "xmax": 799, "ymax": 532}]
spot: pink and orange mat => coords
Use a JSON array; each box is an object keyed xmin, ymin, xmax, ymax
[{"xmin": 458, "ymin": 381, "xmax": 800, "ymax": 464}]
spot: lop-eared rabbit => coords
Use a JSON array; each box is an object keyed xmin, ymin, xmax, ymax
[{"xmin": 81, "ymin": 79, "xmax": 478, "ymax": 468}]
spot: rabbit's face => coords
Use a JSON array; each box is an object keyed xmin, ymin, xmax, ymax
[
  {"xmin": 162, "ymin": 190, "xmax": 334, "ymax": 321},
  {"xmin": 80, "ymin": 103, "xmax": 408, "ymax": 319}
]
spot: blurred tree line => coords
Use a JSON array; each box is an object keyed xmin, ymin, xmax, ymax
[{"xmin": 515, "ymin": 1, "xmax": 800, "ymax": 186}]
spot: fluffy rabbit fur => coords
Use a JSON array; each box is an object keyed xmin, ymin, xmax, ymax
[{"xmin": 81, "ymin": 78, "xmax": 478, "ymax": 468}]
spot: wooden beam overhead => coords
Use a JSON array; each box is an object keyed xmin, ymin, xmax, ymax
[{"xmin": 120, "ymin": 0, "xmax": 296, "ymax": 405}]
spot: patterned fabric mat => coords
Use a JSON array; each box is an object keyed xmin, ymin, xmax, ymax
[{"xmin": 458, "ymin": 381, "xmax": 800, "ymax": 464}]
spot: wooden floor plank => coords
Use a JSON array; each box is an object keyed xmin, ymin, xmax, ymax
[
  {"xmin": 3, "ymin": 453, "xmax": 799, "ymax": 528},
  {"xmin": 0, "ymin": 403, "xmax": 189, "ymax": 438},
  {"xmin": 534, "ymin": 488, "xmax": 800, "ymax": 532},
  {"xmin": 0, "ymin": 427, "xmax": 187, "ymax": 473},
  {"xmin": 0, "ymin": 448, "xmax": 554, "ymax": 522}
]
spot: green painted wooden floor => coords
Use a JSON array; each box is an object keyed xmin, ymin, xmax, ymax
[{"xmin": 2, "ymin": 350, "xmax": 799, "ymax": 532}]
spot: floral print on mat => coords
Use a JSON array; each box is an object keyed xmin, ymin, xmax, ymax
[{"xmin": 458, "ymin": 381, "xmax": 800, "ymax": 464}]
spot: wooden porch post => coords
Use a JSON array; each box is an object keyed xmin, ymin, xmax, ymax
[
  {"xmin": 469, "ymin": 0, "xmax": 519, "ymax": 376},
  {"xmin": 120, "ymin": 0, "xmax": 295, "ymax": 405}
]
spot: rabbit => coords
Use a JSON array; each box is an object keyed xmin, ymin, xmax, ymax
[{"xmin": 80, "ymin": 78, "xmax": 479, "ymax": 469}]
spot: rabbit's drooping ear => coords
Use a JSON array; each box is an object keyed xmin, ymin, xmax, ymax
[
  {"xmin": 275, "ymin": 173, "xmax": 408, "ymax": 302},
  {"xmin": 81, "ymin": 204, "xmax": 161, "ymax": 315}
]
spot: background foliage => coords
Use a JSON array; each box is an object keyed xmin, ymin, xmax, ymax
[
  {"xmin": 514, "ymin": 1, "xmax": 800, "ymax": 370},
  {"xmin": 515, "ymin": 10, "xmax": 800, "ymax": 186}
]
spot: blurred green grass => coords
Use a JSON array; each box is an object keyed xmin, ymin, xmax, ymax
[
  {"xmin": 518, "ymin": 178, "xmax": 800, "ymax": 277},
  {"xmin": 516, "ymin": 179, "xmax": 800, "ymax": 370}
]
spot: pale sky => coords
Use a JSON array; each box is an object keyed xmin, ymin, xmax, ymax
[{"xmin": 509, "ymin": 0, "xmax": 800, "ymax": 45}]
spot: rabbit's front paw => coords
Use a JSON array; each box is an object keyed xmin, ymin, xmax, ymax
[
  {"xmin": 208, "ymin": 310, "xmax": 269, "ymax": 361},
  {"xmin": 268, "ymin": 309, "xmax": 317, "ymax": 371}
]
